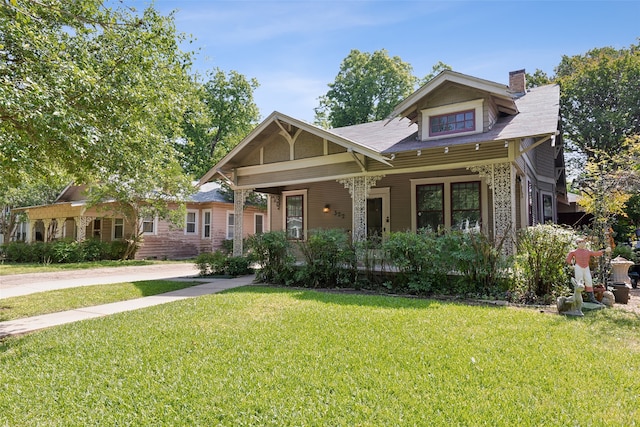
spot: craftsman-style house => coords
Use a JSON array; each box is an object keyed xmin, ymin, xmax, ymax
[
  {"xmin": 200, "ymin": 69, "xmax": 566, "ymax": 255},
  {"xmin": 9, "ymin": 182, "xmax": 267, "ymax": 259}
]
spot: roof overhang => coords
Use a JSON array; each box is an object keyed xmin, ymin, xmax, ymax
[
  {"xmin": 386, "ymin": 70, "xmax": 518, "ymax": 122},
  {"xmin": 199, "ymin": 111, "xmax": 392, "ymax": 186}
]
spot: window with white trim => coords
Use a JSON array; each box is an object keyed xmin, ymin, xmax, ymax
[
  {"xmin": 202, "ymin": 210, "xmax": 211, "ymax": 238},
  {"xmin": 255, "ymin": 213, "xmax": 264, "ymax": 234},
  {"xmin": 283, "ymin": 190, "xmax": 307, "ymax": 240},
  {"xmin": 421, "ymin": 99, "xmax": 483, "ymax": 141},
  {"xmin": 142, "ymin": 216, "xmax": 156, "ymax": 235},
  {"xmin": 226, "ymin": 211, "xmax": 235, "ymax": 240},
  {"xmin": 185, "ymin": 210, "xmax": 197, "ymax": 234}
]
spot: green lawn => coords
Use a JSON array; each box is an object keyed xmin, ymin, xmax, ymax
[
  {"xmin": 1, "ymin": 286, "xmax": 638, "ymax": 426},
  {"xmin": 0, "ymin": 280, "xmax": 203, "ymax": 321},
  {"xmin": 0, "ymin": 260, "xmax": 169, "ymax": 275}
]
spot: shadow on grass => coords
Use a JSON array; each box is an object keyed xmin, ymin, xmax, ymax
[{"xmin": 224, "ymin": 284, "xmax": 510, "ymax": 311}]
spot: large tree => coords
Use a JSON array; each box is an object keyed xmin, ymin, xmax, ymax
[
  {"xmin": 178, "ymin": 69, "xmax": 260, "ymax": 178},
  {"xmin": 0, "ymin": 0, "xmax": 198, "ymax": 194},
  {"xmin": 314, "ymin": 49, "xmax": 416, "ymax": 128},
  {"xmin": 555, "ymin": 42, "xmax": 640, "ymax": 161}
]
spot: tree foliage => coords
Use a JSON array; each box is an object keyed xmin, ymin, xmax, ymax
[
  {"xmin": 418, "ymin": 61, "xmax": 452, "ymax": 86},
  {"xmin": 179, "ymin": 68, "xmax": 260, "ymax": 178},
  {"xmin": 0, "ymin": 0, "xmax": 198, "ymax": 198},
  {"xmin": 314, "ymin": 49, "xmax": 417, "ymax": 128},
  {"xmin": 525, "ymin": 68, "xmax": 553, "ymax": 88},
  {"xmin": 555, "ymin": 42, "xmax": 640, "ymax": 160}
]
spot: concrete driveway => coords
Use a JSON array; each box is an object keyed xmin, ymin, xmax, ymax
[{"xmin": 0, "ymin": 263, "xmax": 201, "ymax": 298}]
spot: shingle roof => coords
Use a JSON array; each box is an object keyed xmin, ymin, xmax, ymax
[
  {"xmin": 189, "ymin": 182, "xmax": 228, "ymax": 203},
  {"xmin": 328, "ymin": 84, "xmax": 560, "ymax": 155}
]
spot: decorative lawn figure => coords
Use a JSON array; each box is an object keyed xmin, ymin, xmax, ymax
[
  {"xmin": 565, "ymin": 237, "xmax": 611, "ymax": 304},
  {"xmin": 557, "ymin": 278, "xmax": 585, "ymax": 316}
]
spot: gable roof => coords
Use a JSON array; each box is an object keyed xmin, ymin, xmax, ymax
[
  {"xmin": 199, "ymin": 71, "xmax": 560, "ymax": 185},
  {"xmin": 198, "ymin": 111, "xmax": 393, "ymax": 185},
  {"xmin": 387, "ymin": 70, "xmax": 518, "ymax": 122},
  {"xmin": 330, "ymin": 84, "xmax": 559, "ymax": 154}
]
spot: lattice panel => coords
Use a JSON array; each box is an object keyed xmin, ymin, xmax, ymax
[{"xmin": 338, "ymin": 176, "xmax": 384, "ymax": 242}]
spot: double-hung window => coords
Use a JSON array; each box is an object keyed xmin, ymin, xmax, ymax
[
  {"xmin": 412, "ymin": 178, "xmax": 484, "ymax": 232},
  {"xmin": 142, "ymin": 216, "xmax": 155, "ymax": 234},
  {"xmin": 185, "ymin": 210, "xmax": 197, "ymax": 234},
  {"xmin": 451, "ymin": 182, "xmax": 481, "ymax": 230},
  {"xmin": 113, "ymin": 218, "xmax": 124, "ymax": 240},
  {"xmin": 226, "ymin": 212, "xmax": 235, "ymax": 240},
  {"xmin": 202, "ymin": 210, "xmax": 211, "ymax": 238},
  {"xmin": 416, "ymin": 184, "xmax": 444, "ymax": 231}
]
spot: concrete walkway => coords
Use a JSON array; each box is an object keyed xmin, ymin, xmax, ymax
[{"xmin": 0, "ymin": 265, "xmax": 256, "ymax": 338}]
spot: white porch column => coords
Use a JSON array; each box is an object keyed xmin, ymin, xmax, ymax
[
  {"xmin": 233, "ymin": 189, "xmax": 251, "ymax": 256},
  {"xmin": 42, "ymin": 219, "xmax": 52, "ymax": 242},
  {"xmin": 469, "ymin": 163, "xmax": 516, "ymax": 255},
  {"xmin": 338, "ymin": 176, "xmax": 384, "ymax": 242},
  {"xmin": 75, "ymin": 216, "xmax": 94, "ymax": 242},
  {"xmin": 55, "ymin": 218, "xmax": 66, "ymax": 240}
]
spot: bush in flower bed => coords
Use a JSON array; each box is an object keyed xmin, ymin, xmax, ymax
[
  {"xmin": 1, "ymin": 239, "xmax": 128, "ymax": 263},
  {"xmin": 511, "ymin": 224, "xmax": 578, "ymax": 304},
  {"xmin": 195, "ymin": 250, "xmax": 252, "ymax": 277}
]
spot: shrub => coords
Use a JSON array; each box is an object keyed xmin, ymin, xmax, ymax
[
  {"xmin": 513, "ymin": 224, "xmax": 577, "ymax": 302},
  {"xmin": 195, "ymin": 251, "xmax": 227, "ymax": 276},
  {"xmin": 382, "ymin": 230, "xmax": 447, "ymax": 294},
  {"xmin": 246, "ymin": 231, "xmax": 295, "ymax": 284},
  {"xmin": 224, "ymin": 256, "xmax": 252, "ymax": 277},
  {"xmin": 50, "ymin": 240, "xmax": 83, "ymax": 263},
  {"xmin": 297, "ymin": 229, "xmax": 356, "ymax": 288},
  {"xmin": 612, "ymin": 244, "xmax": 637, "ymax": 263},
  {"xmin": 81, "ymin": 239, "xmax": 110, "ymax": 261},
  {"xmin": 446, "ymin": 230, "xmax": 513, "ymax": 296},
  {"xmin": 195, "ymin": 251, "xmax": 253, "ymax": 277}
]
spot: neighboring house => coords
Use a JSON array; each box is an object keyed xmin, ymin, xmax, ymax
[
  {"xmin": 200, "ymin": 69, "xmax": 566, "ymax": 256},
  {"xmin": 9, "ymin": 182, "xmax": 267, "ymax": 259}
]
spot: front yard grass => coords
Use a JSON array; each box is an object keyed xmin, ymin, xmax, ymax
[
  {"xmin": 0, "ymin": 280, "xmax": 203, "ymax": 321},
  {"xmin": 1, "ymin": 286, "xmax": 638, "ymax": 426},
  {"xmin": 0, "ymin": 259, "xmax": 191, "ymax": 276}
]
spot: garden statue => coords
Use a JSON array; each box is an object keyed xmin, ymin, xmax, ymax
[
  {"xmin": 565, "ymin": 237, "xmax": 611, "ymax": 304},
  {"xmin": 557, "ymin": 278, "xmax": 584, "ymax": 316},
  {"xmin": 600, "ymin": 290, "xmax": 615, "ymax": 308}
]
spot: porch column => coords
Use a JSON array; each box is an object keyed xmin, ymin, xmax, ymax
[
  {"xmin": 75, "ymin": 216, "xmax": 94, "ymax": 242},
  {"xmin": 233, "ymin": 189, "xmax": 251, "ymax": 256},
  {"xmin": 338, "ymin": 175, "xmax": 384, "ymax": 242},
  {"xmin": 55, "ymin": 218, "xmax": 66, "ymax": 240},
  {"xmin": 42, "ymin": 219, "xmax": 52, "ymax": 242},
  {"xmin": 469, "ymin": 163, "xmax": 515, "ymax": 255}
]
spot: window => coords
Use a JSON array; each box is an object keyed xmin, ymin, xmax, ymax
[
  {"xmin": 93, "ymin": 219, "xmax": 101, "ymax": 238},
  {"xmin": 226, "ymin": 212, "xmax": 235, "ymax": 240},
  {"xmin": 286, "ymin": 194, "xmax": 303, "ymax": 239},
  {"xmin": 185, "ymin": 210, "xmax": 197, "ymax": 234},
  {"xmin": 14, "ymin": 221, "xmax": 27, "ymax": 242},
  {"xmin": 421, "ymin": 99, "xmax": 483, "ymax": 141},
  {"xmin": 416, "ymin": 184, "xmax": 444, "ymax": 231},
  {"xmin": 429, "ymin": 110, "xmax": 475, "ymax": 136},
  {"xmin": 412, "ymin": 177, "xmax": 485, "ymax": 232},
  {"xmin": 542, "ymin": 193, "xmax": 554, "ymax": 223},
  {"xmin": 113, "ymin": 218, "xmax": 124, "ymax": 240},
  {"xmin": 202, "ymin": 210, "xmax": 211, "ymax": 238},
  {"xmin": 142, "ymin": 216, "xmax": 155, "ymax": 234},
  {"xmin": 255, "ymin": 213, "xmax": 264, "ymax": 234},
  {"xmin": 451, "ymin": 182, "xmax": 481, "ymax": 230}
]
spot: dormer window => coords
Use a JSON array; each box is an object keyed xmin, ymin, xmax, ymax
[
  {"xmin": 421, "ymin": 99, "xmax": 484, "ymax": 141},
  {"xmin": 429, "ymin": 110, "xmax": 475, "ymax": 136}
]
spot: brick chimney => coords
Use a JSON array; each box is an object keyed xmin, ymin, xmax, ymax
[{"xmin": 509, "ymin": 69, "xmax": 526, "ymax": 94}]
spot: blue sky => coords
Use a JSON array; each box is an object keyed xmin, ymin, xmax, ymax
[{"xmin": 143, "ymin": 0, "xmax": 639, "ymax": 123}]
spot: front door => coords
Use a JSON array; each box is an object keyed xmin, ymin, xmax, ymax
[{"xmin": 367, "ymin": 188, "xmax": 390, "ymax": 242}]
